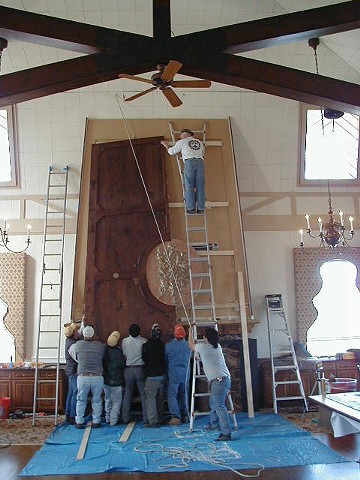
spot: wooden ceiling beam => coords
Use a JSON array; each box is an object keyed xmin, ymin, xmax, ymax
[
  {"xmin": 0, "ymin": 52, "xmax": 159, "ymax": 107},
  {"xmin": 0, "ymin": 6, "xmax": 147, "ymax": 53},
  {"xmin": 173, "ymin": 1, "xmax": 360, "ymax": 54},
  {"xmin": 180, "ymin": 52, "xmax": 360, "ymax": 115},
  {"xmin": 0, "ymin": 1, "xmax": 358, "ymax": 110},
  {"xmin": 153, "ymin": 0, "xmax": 171, "ymax": 41}
]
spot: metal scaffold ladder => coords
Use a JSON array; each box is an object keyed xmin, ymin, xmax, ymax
[
  {"xmin": 169, "ymin": 123, "xmax": 238, "ymax": 432},
  {"xmin": 265, "ymin": 294, "xmax": 308, "ymax": 414},
  {"xmin": 32, "ymin": 166, "xmax": 69, "ymax": 426}
]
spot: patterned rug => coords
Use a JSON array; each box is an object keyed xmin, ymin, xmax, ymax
[
  {"xmin": 0, "ymin": 411, "xmax": 331, "ymax": 446},
  {"xmin": 0, "ymin": 415, "xmax": 62, "ymax": 446}
]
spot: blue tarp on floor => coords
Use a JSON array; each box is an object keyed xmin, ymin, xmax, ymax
[{"xmin": 20, "ymin": 413, "xmax": 349, "ymax": 476}]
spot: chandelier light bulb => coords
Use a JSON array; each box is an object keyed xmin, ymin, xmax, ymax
[
  {"xmin": 339, "ymin": 210, "xmax": 344, "ymax": 226},
  {"xmin": 299, "ymin": 229, "xmax": 304, "ymax": 245},
  {"xmin": 349, "ymin": 216, "xmax": 354, "ymax": 231}
]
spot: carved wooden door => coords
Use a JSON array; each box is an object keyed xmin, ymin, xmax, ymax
[{"xmin": 85, "ymin": 136, "xmax": 175, "ymax": 342}]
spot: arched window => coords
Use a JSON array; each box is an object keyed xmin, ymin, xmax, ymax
[
  {"xmin": 293, "ymin": 247, "xmax": 360, "ymax": 358},
  {"xmin": 307, "ymin": 260, "xmax": 360, "ymax": 356}
]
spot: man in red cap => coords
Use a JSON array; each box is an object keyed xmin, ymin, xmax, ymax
[{"xmin": 165, "ymin": 324, "xmax": 191, "ymax": 425}]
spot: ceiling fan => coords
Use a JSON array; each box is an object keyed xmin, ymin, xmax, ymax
[{"xmin": 119, "ymin": 60, "xmax": 211, "ymax": 107}]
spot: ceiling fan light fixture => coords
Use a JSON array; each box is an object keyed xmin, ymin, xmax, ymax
[{"xmin": 323, "ymin": 109, "xmax": 344, "ymax": 119}]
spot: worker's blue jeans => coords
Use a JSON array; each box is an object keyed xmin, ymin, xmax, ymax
[
  {"xmin": 76, "ymin": 375, "xmax": 104, "ymax": 425},
  {"xmin": 167, "ymin": 381, "xmax": 188, "ymax": 419},
  {"xmin": 184, "ymin": 157, "xmax": 205, "ymax": 211},
  {"xmin": 208, "ymin": 376, "xmax": 231, "ymax": 435},
  {"xmin": 65, "ymin": 373, "xmax": 78, "ymax": 418}
]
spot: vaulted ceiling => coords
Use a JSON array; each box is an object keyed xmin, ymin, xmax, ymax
[{"xmin": 0, "ymin": 0, "xmax": 359, "ymax": 113}]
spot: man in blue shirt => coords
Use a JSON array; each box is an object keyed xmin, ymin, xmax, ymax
[{"xmin": 165, "ymin": 324, "xmax": 191, "ymax": 425}]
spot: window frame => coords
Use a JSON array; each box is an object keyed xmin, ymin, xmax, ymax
[
  {"xmin": 0, "ymin": 105, "xmax": 19, "ymax": 187},
  {"xmin": 298, "ymin": 103, "xmax": 360, "ymax": 187}
]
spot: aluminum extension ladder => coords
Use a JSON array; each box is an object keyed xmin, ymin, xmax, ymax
[
  {"xmin": 265, "ymin": 294, "xmax": 308, "ymax": 414},
  {"xmin": 169, "ymin": 123, "xmax": 237, "ymax": 432},
  {"xmin": 32, "ymin": 166, "xmax": 69, "ymax": 426}
]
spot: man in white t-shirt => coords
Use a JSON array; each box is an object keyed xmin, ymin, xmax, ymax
[
  {"xmin": 189, "ymin": 326, "xmax": 232, "ymax": 441},
  {"xmin": 121, "ymin": 324, "xmax": 148, "ymax": 424},
  {"xmin": 161, "ymin": 128, "xmax": 205, "ymax": 214}
]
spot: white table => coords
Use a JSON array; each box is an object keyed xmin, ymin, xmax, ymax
[{"xmin": 309, "ymin": 392, "xmax": 360, "ymax": 437}]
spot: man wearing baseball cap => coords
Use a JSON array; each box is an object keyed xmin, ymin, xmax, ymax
[
  {"xmin": 63, "ymin": 322, "xmax": 81, "ymax": 424},
  {"xmin": 103, "ymin": 331, "xmax": 126, "ymax": 426},
  {"xmin": 161, "ymin": 128, "xmax": 206, "ymax": 214},
  {"xmin": 69, "ymin": 325, "xmax": 105, "ymax": 428},
  {"xmin": 165, "ymin": 324, "xmax": 191, "ymax": 425}
]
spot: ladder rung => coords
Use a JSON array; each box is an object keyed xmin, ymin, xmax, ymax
[
  {"xmin": 42, "ymin": 283, "xmax": 60, "ymax": 286},
  {"xmin": 190, "ymin": 258, "xmax": 208, "ymax": 263},
  {"xmin": 194, "ymin": 305, "xmax": 213, "ymax": 310},
  {"xmin": 49, "ymin": 183, "xmax": 66, "ymax": 187},
  {"xmin": 36, "ymin": 397, "xmax": 56, "ymax": 401},
  {"xmin": 40, "ymin": 314, "xmax": 60, "ymax": 317},
  {"xmin": 40, "ymin": 299, "xmax": 60, "ymax": 302},
  {"xmin": 192, "ymin": 273, "xmax": 210, "ymax": 278},
  {"xmin": 193, "ymin": 289, "xmax": 212, "ymax": 294},
  {"xmin": 38, "ymin": 346, "xmax": 58, "ymax": 350},
  {"xmin": 193, "ymin": 393, "xmax": 210, "ymax": 397},
  {"xmin": 44, "ymin": 253, "xmax": 62, "ymax": 256},
  {"xmin": 45, "ymin": 239, "xmax": 63, "ymax": 242},
  {"xmin": 276, "ymin": 396, "xmax": 305, "ymax": 401},
  {"xmin": 275, "ymin": 381, "xmax": 301, "ymax": 386},
  {"xmin": 273, "ymin": 365, "xmax": 296, "ymax": 370},
  {"xmin": 46, "ymin": 224, "xmax": 64, "ymax": 228},
  {"xmin": 187, "ymin": 227, "xmax": 206, "ymax": 232},
  {"xmin": 39, "ymin": 329, "xmax": 60, "ymax": 333}
]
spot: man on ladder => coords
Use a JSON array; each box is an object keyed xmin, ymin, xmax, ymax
[{"xmin": 161, "ymin": 128, "xmax": 205, "ymax": 214}]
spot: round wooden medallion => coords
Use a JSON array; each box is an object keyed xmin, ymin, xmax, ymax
[{"xmin": 146, "ymin": 238, "xmax": 202, "ymax": 306}]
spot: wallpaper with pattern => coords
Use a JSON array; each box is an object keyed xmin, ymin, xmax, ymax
[
  {"xmin": 293, "ymin": 248, "xmax": 360, "ymax": 344},
  {"xmin": 0, "ymin": 253, "xmax": 26, "ymax": 360}
]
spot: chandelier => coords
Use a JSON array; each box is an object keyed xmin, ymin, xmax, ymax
[
  {"xmin": 0, "ymin": 220, "xmax": 32, "ymax": 253},
  {"xmin": 299, "ymin": 184, "xmax": 354, "ymax": 248},
  {"xmin": 0, "ymin": 40, "xmax": 32, "ymax": 254}
]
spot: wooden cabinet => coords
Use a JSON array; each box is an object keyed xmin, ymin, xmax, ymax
[
  {"xmin": 258, "ymin": 358, "xmax": 360, "ymax": 408},
  {"xmin": 0, "ymin": 367, "xmax": 67, "ymax": 413}
]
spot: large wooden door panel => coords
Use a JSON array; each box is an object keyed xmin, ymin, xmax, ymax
[{"xmin": 85, "ymin": 137, "xmax": 175, "ymax": 341}]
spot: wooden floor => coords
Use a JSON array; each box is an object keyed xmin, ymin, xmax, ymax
[{"xmin": 0, "ymin": 433, "xmax": 359, "ymax": 480}]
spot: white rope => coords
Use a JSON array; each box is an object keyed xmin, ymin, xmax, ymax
[
  {"xmin": 115, "ymin": 95, "xmax": 191, "ymax": 326},
  {"xmin": 133, "ymin": 435, "xmax": 265, "ymax": 478}
]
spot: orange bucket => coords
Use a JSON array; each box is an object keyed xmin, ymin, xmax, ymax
[{"xmin": 0, "ymin": 397, "xmax": 11, "ymax": 419}]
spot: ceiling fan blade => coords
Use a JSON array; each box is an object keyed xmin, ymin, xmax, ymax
[
  {"xmin": 171, "ymin": 80, "xmax": 212, "ymax": 88},
  {"xmin": 161, "ymin": 60, "xmax": 183, "ymax": 82},
  {"xmin": 162, "ymin": 87, "xmax": 182, "ymax": 107},
  {"xmin": 124, "ymin": 87, "xmax": 157, "ymax": 101},
  {"xmin": 119, "ymin": 73, "xmax": 153, "ymax": 84}
]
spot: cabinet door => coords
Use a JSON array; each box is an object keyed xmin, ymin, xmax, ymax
[
  {"xmin": 38, "ymin": 369, "xmax": 64, "ymax": 412},
  {"xmin": 0, "ymin": 371, "xmax": 11, "ymax": 406},
  {"xmin": 12, "ymin": 371, "xmax": 34, "ymax": 411}
]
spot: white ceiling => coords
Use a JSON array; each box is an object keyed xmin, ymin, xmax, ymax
[{"xmin": 0, "ymin": 0, "xmax": 359, "ymax": 93}]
